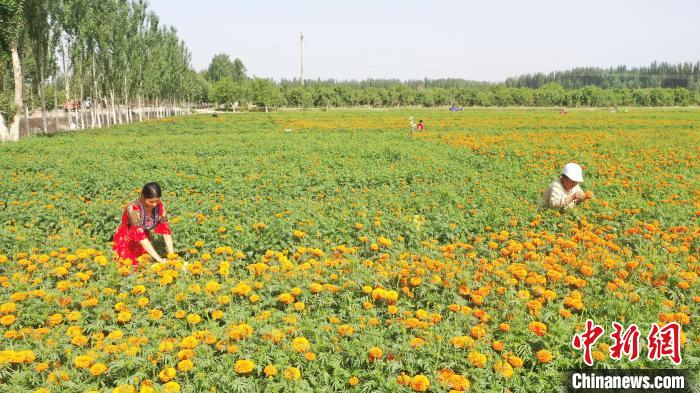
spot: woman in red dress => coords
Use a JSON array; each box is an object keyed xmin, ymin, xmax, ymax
[{"xmin": 113, "ymin": 182, "xmax": 174, "ymax": 265}]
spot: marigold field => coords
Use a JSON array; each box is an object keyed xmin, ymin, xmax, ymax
[{"xmin": 0, "ymin": 108, "xmax": 698, "ymax": 393}]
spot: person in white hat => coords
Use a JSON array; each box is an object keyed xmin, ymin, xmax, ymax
[{"xmin": 538, "ymin": 163, "xmax": 591, "ymax": 211}]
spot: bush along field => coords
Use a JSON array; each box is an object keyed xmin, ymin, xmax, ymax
[{"xmin": 0, "ymin": 108, "xmax": 698, "ymax": 392}]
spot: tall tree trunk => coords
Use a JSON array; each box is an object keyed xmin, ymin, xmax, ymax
[
  {"xmin": 24, "ymin": 107, "xmax": 30, "ymax": 136},
  {"xmin": 39, "ymin": 64, "xmax": 48, "ymax": 133},
  {"xmin": 61, "ymin": 38, "xmax": 70, "ymax": 100},
  {"xmin": 79, "ymin": 62, "xmax": 85, "ymax": 129},
  {"xmin": 0, "ymin": 113, "xmax": 7, "ymax": 142},
  {"xmin": 110, "ymin": 90, "xmax": 118, "ymax": 125},
  {"xmin": 138, "ymin": 94, "xmax": 143, "ymax": 122},
  {"xmin": 92, "ymin": 53, "xmax": 98, "ymax": 128},
  {"xmin": 9, "ymin": 42, "xmax": 23, "ymax": 142},
  {"xmin": 53, "ymin": 85, "xmax": 59, "ymax": 132},
  {"xmin": 124, "ymin": 75, "xmax": 131, "ymax": 124}
]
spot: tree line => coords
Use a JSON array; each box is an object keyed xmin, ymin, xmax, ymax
[
  {"xmin": 0, "ymin": 0, "xmax": 201, "ymax": 142},
  {"xmin": 504, "ymin": 62, "xmax": 700, "ymax": 89}
]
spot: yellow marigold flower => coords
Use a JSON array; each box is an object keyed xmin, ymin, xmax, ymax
[
  {"xmin": 278, "ymin": 293, "xmax": 295, "ymax": 305},
  {"xmin": 468, "ymin": 351, "xmax": 487, "ymax": 368},
  {"xmin": 46, "ymin": 313, "xmax": 63, "ymax": 326},
  {"xmin": 89, "ymin": 363, "xmax": 108, "ymax": 376},
  {"xmin": 158, "ymin": 367, "xmax": 177, "ymax": 382},
  {"xmin": 211, "ymin": 310, "xmax": 223, "ymax": 320},
  {"xmin": 149, "ymin": 309, "xmax": 163, "ymax": 320},
  {"xmin": 229, "ymin": 323, "xmax": 254, "ymax": 340},
  {"xmin": 217, "ymin": 295, "xmax": 231, "ymax": 305},
  {"xmin": 264, "ymin": 365, "xmax": 277, "ymax": 378},
  {"xmin": 186, "ymin": 314, "xmax": 202, "ymax": 325},
  {"xmin": 116, "ymin": 311, "xmax": 132, "ymax": 323},
  {"xmin": 0, "ymin": 315, "xmax": 16, "ymax": 326},
  {"xmin": 0, "ymin": 302, "xmax": 16, "ymax": 314},
  {"xmin": 304, "ymin": 352, "xmax": 316, "ymax": 361},
  {"xmin": 293, "ymin": 302, "xmax": 305, "ymax": 311},
  {"xmin": 291, "ymin": 337, "xmax": 310, "ymax": 352},
  {"xmin": 112, "ymin": 385, "xmax": 135, "ymax": 393},
  {"xmin": 368, "ymin": 346, "xmax": 383, "ymax": 362},
  {"xmin": 204, "ymin": 280, "xmax": 221, "ymax": 294},
  {"xmin": 177, "ymin": 359, "xmax": 193, "ymax": 372},
  {"xmin": 535, "ymin": 350, "xmax": 553, "ymax": 363},
  {"xmin": 232, "ymin": 282, "xmax": 252, "ymax": 296},
  {"xmin": 163, "ymin": 381, "xmax": 180, "ymax": 393},
  {"xmin": 348, "ymin": 376, "xmax": 359, "ymax": 386},
  {"xmin": 131, "ymin": 285, "xmax": 146, "ymax": 295},
  {"xmin": 283, "ymin": 367, "xmax": 301, "ymax": 381},
  {"xmin": 492, "ymin": 341, "xmax": 505, "ymax": 352},
  {"xmin": 338, "ymin": 324, "xmax": 354, "ymax": 337},
  {"xmin": 410, "ymin": 374, "xmax": 430, "ymax": 392},
  {"xmin": 234, "ymin": 359, "xmax": 255, "ymax": 375},
  {"xmin": 494, "ymin": 361, "xmax": 514, "ymax": 378},
  {"xmin": 528, "ymin": 321, "xmax": 547, "ymax": 336},
  {"xmin": 396, "ymin": 373, "xmax": 411, "ymax": 386},
  {"xmin": 508, "ymin": 355, "xmax": 524, "ymax": 368},
  {"xmin": 293, "ymin": 230, "xmax": 306, "ymax": 239},
  {"xmin": 179, "ymin": 336, "xmax": 199, "ymax": 349},
  {"xmin": 410, "ymin": 337, "xmax": 425, "ymax": 348},
  {"xmin": 73, "ymin": 355, "xmax": 93, "ymax": 369}
]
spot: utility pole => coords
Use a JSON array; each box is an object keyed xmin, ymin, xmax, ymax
[{"xmin": 300, "ymin": 31, "xmax": 304, "ymax": 86}]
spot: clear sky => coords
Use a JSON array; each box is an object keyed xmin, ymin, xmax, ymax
[{"xmin": 148, "ymin": 0, "xmax": 700, "ymax": 82}]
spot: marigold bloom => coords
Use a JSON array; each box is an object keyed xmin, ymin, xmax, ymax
[
  {"xmin": 468, "ymin": 351, "xmax": 487, "ymax": 368},
  {"xmin": 283, "ymin": 366, "xmax": 301, "ymax": 380},
  {"xmin": 410, "ymin": 374, "xmax": 430, "ymax": 392},
  {"xmin": 89, "ymin": 363, "xmax": 108, "ymax": 376},
  {"xmin": 368, "ymin": 346, "xmax": 383, "ymax": 362},
  {"xmin": 234, "ymin": 359, "xmax": 255, "ymax": 375},
  {"xmin": 292, "ymin": 337, "xmax": 310, "ymax": 352},
  {"xmin": 264, "ymin": 365, "xmax": 277, "ymax": 378},
  {"xmin": 528, "ymin": 321, "xmax": 547, "ymax": 336},
  {"xmin": 536, "ymin": 350, "xmax": 554, "ymax": 363}
]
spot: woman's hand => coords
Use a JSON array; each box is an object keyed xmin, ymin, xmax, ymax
[{"xmin": 139, "ymin": 238, "xmax": 166, "ymax": 264}]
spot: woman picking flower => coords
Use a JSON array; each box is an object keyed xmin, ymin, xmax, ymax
[{"xmin": 113, "ymin": 182, "xmax": 174, "ymax": 265}]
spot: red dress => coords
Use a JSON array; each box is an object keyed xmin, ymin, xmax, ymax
[{"xmin": 113, "ymin": 200, "xmax": 171, "ymax": 264}]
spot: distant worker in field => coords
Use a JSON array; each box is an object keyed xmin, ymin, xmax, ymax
[
  {"xmin": 416, "ymin": 119, "xmax": 425, "ymax": 130},
  {"xmin": 113, "ymin": 182, "xmax": 174, "ymax": 265},
  {"xmin": 538, "ymin": 163, "xmax": 593, "ymax": 211}
]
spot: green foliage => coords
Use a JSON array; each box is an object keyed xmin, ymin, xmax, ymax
[
  {"xmin": 207, "ymin": 53, "xmax": 247, "ymax": 83},
  {"xmin": 0, "ymin": 90, "xmax": 18, "ymax": 125}
]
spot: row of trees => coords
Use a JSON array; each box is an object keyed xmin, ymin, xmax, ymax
[
  {"xmin": 505, "ymin": 62, "xmax": 700, "ymax": 89},
  {"xmin": 198, "ymin": 57, "xmax": 700, "ymax": 110},
  {"xmin": 205, "ymin": 78, "xmax": 700, "ymax": 110},
  {"xmin": 0, "ymin": 0, "xmax": 202, "ymax": 142}
]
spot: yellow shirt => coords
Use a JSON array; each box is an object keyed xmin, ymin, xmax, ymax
[{"xmin": 539, "ymin": 179, "xmax": 582, "ymax": 211}]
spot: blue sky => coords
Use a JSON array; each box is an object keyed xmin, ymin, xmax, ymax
[{"xmin": 148, "ymin": 0, "xmax": 700, "ymax": 82}]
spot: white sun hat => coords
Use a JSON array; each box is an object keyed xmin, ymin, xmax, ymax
[{"xmin": 562, "ymin": 163, "xmax": 584, "ymax": 183}]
